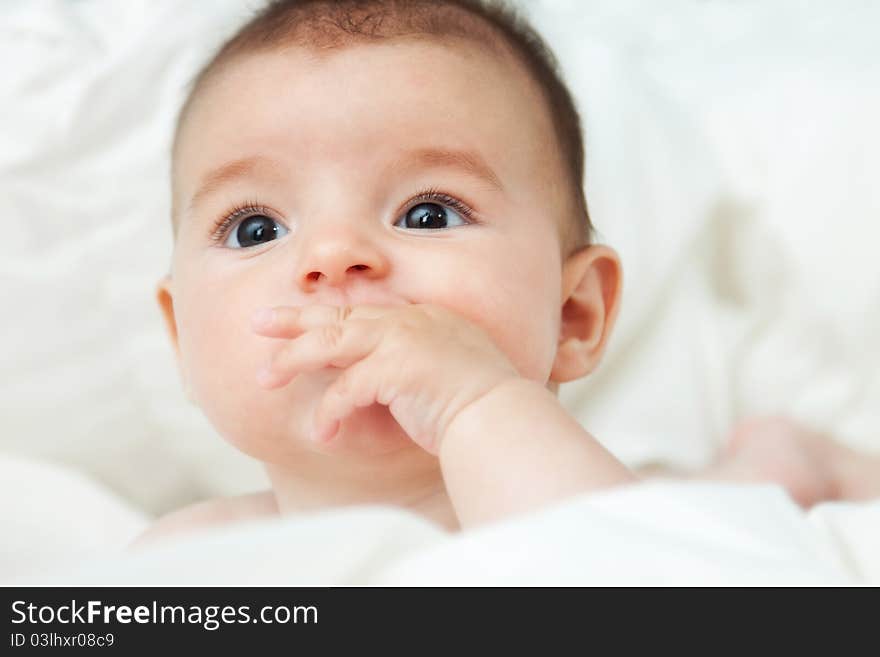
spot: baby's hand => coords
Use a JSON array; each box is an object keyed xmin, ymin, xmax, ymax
[{"xmin": 250, "ymin": 304, "xmax": 520, "ymax": 454}]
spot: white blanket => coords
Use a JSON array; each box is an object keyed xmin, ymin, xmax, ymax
[
  {"xmin": 13, "ymin": 477, "xmax": 880, "ymax": 586},
  {"xmin": 0, "ymin": 455, "xmax": 147, "ymax": 582}
]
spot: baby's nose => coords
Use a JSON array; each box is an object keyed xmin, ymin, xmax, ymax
[{"xmin": 296, "ymin": 231, "xmax": 390, "ymax": 289}]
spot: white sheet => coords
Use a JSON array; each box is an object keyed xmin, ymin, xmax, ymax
[
  {"xmin": 14, "ymin": 481, "xmax": 879, "ymax": 586},
  {"xmin": 0, "ymin": 454, "xmax": 148, "ymax": 582}
]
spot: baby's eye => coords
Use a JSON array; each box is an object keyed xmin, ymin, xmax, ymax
[
  {"xmin": 395, "ymin": 202, "xmax": 467, "ymax": 230},
  {"xmin": 224, "ymin": 215, "xmax": 289, "ymax": 248}
]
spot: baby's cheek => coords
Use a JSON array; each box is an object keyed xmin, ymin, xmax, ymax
[
  {"xmin": 433, "ymin": 280, "xmax": 558, "ymax": 383},
  {"xmin": 180, "ymin": 320, "xmax": 245, "ymax": 407},
  {"xmin": 175, "ymin": 295, "xmax": 264, "ymax": 416},
  {"xmin": 495, "ymin": 292, "xmax": 561, "ymax": 382},
  {"xmin": 180, "ymin": 320, "xmax": 306, "ymax": 457},
  {"xmin": 177, "ymin": 281, "xmax": 267, "ymax": 393},
  {"xmin": 495, "ymin": 307, "xmax": 558, "ymax": 382}
]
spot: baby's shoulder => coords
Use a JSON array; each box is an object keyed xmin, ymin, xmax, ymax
[{"xmin": 130, "ymin": 491, "xmax": 279, "ymax": 548}]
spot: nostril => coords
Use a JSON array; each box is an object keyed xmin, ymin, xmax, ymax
[
  {"xmin": 306, "ymin": 271, "xmax": 321, "ymax": 281},
  {"xmin": 349, "ymin": 265, "xmax": 369, "ymax": 271}
]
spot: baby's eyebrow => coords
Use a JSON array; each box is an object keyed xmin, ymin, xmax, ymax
[
  {"xmin": 389, "ymin": 147, "xmax": 503, "ymax": 193},
  {"xmin": 188, "ymin": 155, "xmax": 286, "ymax": 213}
]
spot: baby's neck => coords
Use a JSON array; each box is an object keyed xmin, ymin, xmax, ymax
[{"xmin": 263, "ymin": 448, "xmax": 459, "ymax": 532}]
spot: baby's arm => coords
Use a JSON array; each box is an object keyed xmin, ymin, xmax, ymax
[
  {"xmin": 676, "ymin": 416, "xmax": 880, "ymax": 508},
  {"xmin": 439, "ymin": 377, "xmax": 637, "ymax": 529}
]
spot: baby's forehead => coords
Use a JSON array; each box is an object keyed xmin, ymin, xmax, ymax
[
  {"xmin": 186, "ymin": 34, "xmax": 548, "ymax": 131},
  {"xmin": 176, "ymin": 39, "xmax": 562, "ymax": 191}
]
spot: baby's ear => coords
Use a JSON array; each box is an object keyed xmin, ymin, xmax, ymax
[
  {"xmin": 156, "ymin": 276, "xmax": 195, "ymax": 403},
  {"xmin": 549, "ymin": 245, "xmax": 623, "ymax": 383}
]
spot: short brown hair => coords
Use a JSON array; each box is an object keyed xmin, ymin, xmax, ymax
[{"xmin": 173, "ymin": 0, "xmax": 593, "ymax": 250}]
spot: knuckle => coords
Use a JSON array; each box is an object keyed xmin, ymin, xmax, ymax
[{"xmin": 318, "ymin": 323, "xmax": 344, "ymax": 349}]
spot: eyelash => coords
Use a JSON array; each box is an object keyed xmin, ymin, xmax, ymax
[
  {"xmin": 209, "ymin": 199, "xmax": 273, "ymax": 244},
  {"xmin": 208, "ymin": 188, "xmax": 477, "ymax": 244}
]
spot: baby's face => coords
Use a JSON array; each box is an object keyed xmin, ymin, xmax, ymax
[{"xmin": 162, "ymin": 39, "xmax": 576, "ymax": 461}]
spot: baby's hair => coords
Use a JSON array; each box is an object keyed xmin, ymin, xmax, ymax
[{"xmin": 172, "ymin": 0, "xmax": 593, "ymax": 251}]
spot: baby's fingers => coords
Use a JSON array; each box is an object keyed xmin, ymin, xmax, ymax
[
  {"xmin": 251, "ymin": 304, "xmax": 389, "ymax": 337},
  {"xmin": 311, "ymin": 358, "xmax": 383, "ymax": 443},
  {"xmin": 256, "ymin": 318, "xmax": 381, "ymax": 388}
]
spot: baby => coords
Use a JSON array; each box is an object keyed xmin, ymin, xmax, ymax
[{"xmin": 137, "ymin": 0, "xmax": 879, "ymax": 544}]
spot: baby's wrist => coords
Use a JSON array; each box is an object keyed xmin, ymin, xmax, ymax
[{"xmin": 438, "ymin": 376, "xmax": 548, "ymax": 456}]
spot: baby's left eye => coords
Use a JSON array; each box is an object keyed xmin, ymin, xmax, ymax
[{"xmin": 395, "ymin": 202, "xmax": 467, "ymax": 230}]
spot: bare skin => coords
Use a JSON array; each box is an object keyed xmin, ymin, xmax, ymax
[{"xmin": 691, "ymin": 416, "xmax": 880, "ymax": 508}]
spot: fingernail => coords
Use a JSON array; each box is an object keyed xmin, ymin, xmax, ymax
[{"xmin": 251, "ymin": 308, "xmax": 275, "ymax": 330}]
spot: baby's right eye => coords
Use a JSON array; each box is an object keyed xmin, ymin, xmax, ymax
[{"xmin": 223, "ymin": 215, "xmax": 289, "ymax": 249}]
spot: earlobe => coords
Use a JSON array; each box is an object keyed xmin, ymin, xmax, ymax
[{"xmin": 549, "ymin": 245, "xmax": 623, "ymax": 383}]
